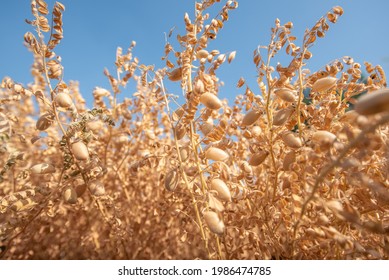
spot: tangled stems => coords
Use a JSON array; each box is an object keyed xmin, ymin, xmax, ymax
[{"xmin": 293, "ymin": 113, "xmax": 389, "ymax": 238}]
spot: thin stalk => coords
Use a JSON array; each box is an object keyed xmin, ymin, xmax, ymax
[
  {"xmin": 216, "ymin": 237, "xmax": 223, "ymax": 259},
  {"xmin": 264, "ymin": 49, "xmax": 279, "ymax": 201},
  {"xmin": 296, "ymin": 54, "xmax": 305, "ymax": 138},
  {"xmin": 189, "ymin": 122, "xmax": 207, "ymax": 194}
]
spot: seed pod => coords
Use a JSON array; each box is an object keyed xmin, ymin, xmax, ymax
[
  {"xmin": 93, "ymin": 87, "xmax": 110, "ymax": 97},
  {"xmin": 210, "ymin": 49, "xmax": 220, "ymax": 56},
  {"xmin": 172, "ymin": 107, "xmax": 185, "ymax": 121},
  {"xmin": 208, "ymin": 193, "xmax": 225, "ymax": 212},
  {"xmin": 312, "ymin": 130, "xmax": 336, "ymax": 145},
  {"xmin": 210, "ymin": 178, "xmax": 231, "ymax": 202},
  {"xmin": 54, "ymin": 92, "xmax": 73, "ymax": 108},
  {"xmin": 87, "ymin": 120, "xmax": 103, "ymax": 132},
  {"xmin": 355, "ymin": 88, "xmax": 389, "ymax": 115},
  {"xmin": 274, "ymin": 88, "xmax": 296, "ymax": 102},
  {"xmin": 196, "ymin": 49, "xmax": 209, "ymax": 59},
  {"xmin": 251, "ymin": 126, "xmax": 261, "ymax": 137},
  {"xmin": 217, "ymin": 54, "xmax": 226, "ymax": 63},
  {"xmin": 200, "ymin": 122, "xmax": 213, "ymax": 135},
  {"xmin": 194, "ymin": 79, "xmax": 205, "ymax": 94},
  {"xmin": 185, "ymin": 166, "xmax": 197, "ymax": 177},
  {"xmin": 339, "ymin": 110, "xmax": 358, "ymax": 123},
  {"xmin": 248, "ymin": 151, "xmax": 269, "ymax": 166},
  {"xmin": 36, "ymin": 113, "xmax": 54, "ymax": 131},
  {"xmin": 283, "ymin": 150, "xmax": 296, "ymax": 171},
  {"xmin": 204, "ymin": 211, "xmax": 225, "ymax": 235},
  {"xmin": 326, "ymin": 200, "xmax": 344, "ymax": 213},
  {"xmin": 89, "ymin": 180, "xmax": 105, "ymax": 196},
  {"xmin": 243, "ymin": 130, "xmax": 252, "ymax": 139},
  {"xmin": 333, "ymin": 6, "xmax": 344, "ymax": 15},
  {"xmin": 273, "ymin": 106, "xmax": 294, "ymax": 126},
  {"xmin": 164, "ymin": 169, "xmax": 179, "ymax": 191},
  {"xmin": 117, "ymin": 135, "xmax": 128, "ymax": 146},
  {"xmin": 122, "ymin": 108, "xmax": 132, "ymax": 120},
  {"xmin": 241, "ymin": 110, "xmax": 261, "ymax": 127},
  {"xmin": 282, "ymin": 177, "xmax": 291, "ymax": 189},
  {"xmin": 281, "ymin": 131, "xmax": 303, "ymax": 148},
  {"xmin": 30, "ymin": 163, "xmax": 55, "ymax": 174},
  {"xmin": 71, "ymin": 141, "xmax": 89, "ymax": 160},
  {"xmin": 174, "ymin": 123, "xmax": 186, "ymax": 140},
  {"xmin": 73, "ymin": 178, "xmax": 87, "ymax": 197},
  {"xmin": 311, "ymin": 77, "xmax": 337, "ymax": 92},
  {"xmin": 168, "ymin": 67, "xmax": 182, "ymax": 82},
  {"xmin": 63, "ymin": 187, "xmax": 77, "ymax": 204},
  {"xmin": 303, "ymin": 50, "xmax": 313, "ymax": 60},
  {"xmin": 228, "ymin": 51, "xmax": 236, "ymax": 63},
  {"xmin": 13, "ymin": 84, "xmax": 23, "ymax": 93},
  {"xmin": 318, "ymin": 214, "xmax": 330, "ymax": 225},
  {"xmin": 179, "ymin": 146, "xmax": 190, "ymax": 161},
  {"xmin": 200, "ymin": 92, "xmax": 222, "ymax": 110},
  {"xmin": 0, "ymin": 112, "xmax": 12, "ymax": 137},
  {"xmin": 205, "ymin": 147, "xmax": 229, "ymax": 161}
]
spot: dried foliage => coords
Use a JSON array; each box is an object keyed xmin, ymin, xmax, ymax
[{"xmin": 1, "ymin": 1, "xmax": 389, "ymax": 260}]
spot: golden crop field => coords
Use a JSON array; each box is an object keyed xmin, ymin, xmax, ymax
[{"xmin": 0, "ymin": 0, "xmax": 388, "ymax": 260}]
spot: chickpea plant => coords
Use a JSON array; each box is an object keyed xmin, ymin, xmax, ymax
[{"xmin": 0, "ymin": 0, "xmax": 388, "ymax": 259}]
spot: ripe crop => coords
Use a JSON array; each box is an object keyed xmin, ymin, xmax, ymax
[{"xmin": 0, "ymin": 0, "xmax": 388, "ymax": 260}]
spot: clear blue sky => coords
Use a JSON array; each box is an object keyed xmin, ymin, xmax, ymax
[{"xmin": 1, "ymin": 0, "xmax": 388, "ymax": 107}]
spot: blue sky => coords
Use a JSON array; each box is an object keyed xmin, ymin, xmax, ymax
[{"xmin": 1, "ymin": 0, "xmax": 388, "ymax": 107}]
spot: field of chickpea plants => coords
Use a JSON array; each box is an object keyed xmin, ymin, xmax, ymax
[{"xmin": 0, "ymin": 0, "xmax": 388, "ymax": 260}]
